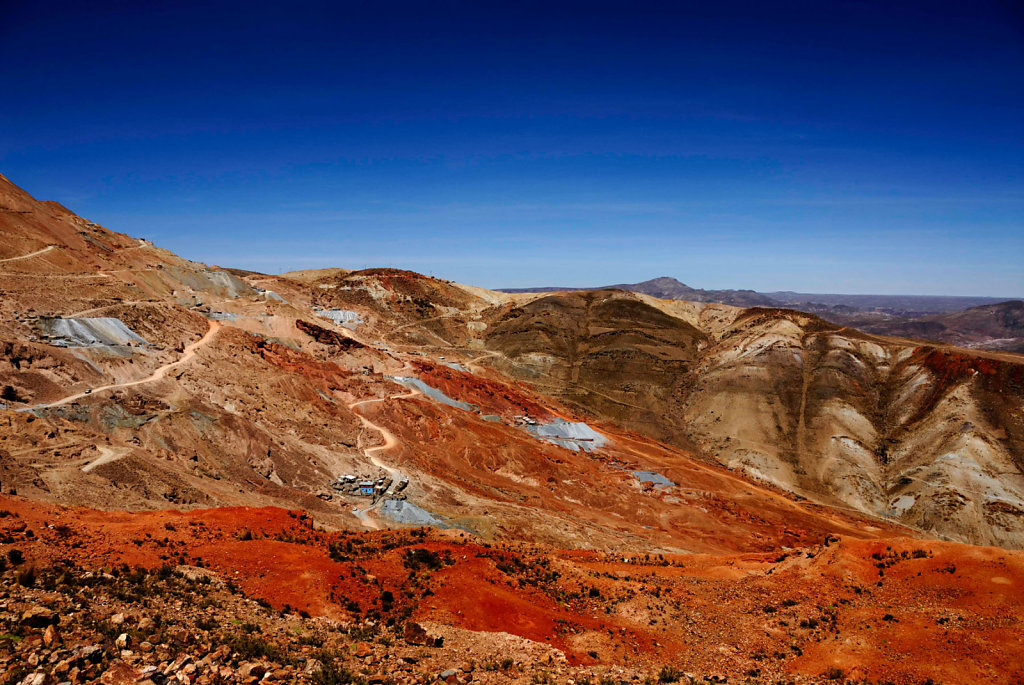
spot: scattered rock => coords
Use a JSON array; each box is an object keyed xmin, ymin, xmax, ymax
[
  {"xmin": 20, "ymin": 607, "xmax": 57, "ymax": 628},
  {"xmin": 42, "ymin": 624, "xmax": 59, "ymax": 647}
]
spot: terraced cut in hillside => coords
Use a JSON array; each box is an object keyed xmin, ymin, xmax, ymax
[{"xmin": 1, "ymin": 171, "xmax": 1023, "ymax": 683}]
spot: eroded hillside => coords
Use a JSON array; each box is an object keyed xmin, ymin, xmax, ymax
[
  {"xmin": 2, "ymin": 173, "xmax": 1024, "ymax": 682},
  {"xmin": 478, "ymin": 292, "xmax": 1024, "ymax": 548}
]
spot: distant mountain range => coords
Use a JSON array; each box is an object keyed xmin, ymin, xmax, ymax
[
  {"xmin": 499, "ymin": 276, "xmax": 777, "ymax": 307},
  {"xmin": 499, "ymin": 277, "xmax": 1024, "ymax": 351}
]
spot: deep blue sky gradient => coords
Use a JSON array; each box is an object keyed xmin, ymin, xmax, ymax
[{"xmin": 1, "ymin": 0, "xmax": 1022, "ymax": 294}]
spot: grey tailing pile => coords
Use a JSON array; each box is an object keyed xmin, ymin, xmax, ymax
[
  {"xmin": 378, "ymin": 499, "xmax": 447, "ymax": 526},
  {"xmin": 632, "ymin": 470, "xmax": 674, "ymax": 487},
  {"xmin": 315, "ymin": 308, "xmax": 363, "ymax": 329},
  {"xmin": 38, "ymin": 317, "xmax": 148, "ymax": 348},
  {"xmin": 162, "ymin": 266, "xmax": 254, "ymax": 298},
  {"xmin": 389, "ymin": 376, "xmax": 474, "ymax": 411},
  {"xmin": 527, "ymin": 418, "xmax": 608, "ymax": 453}
]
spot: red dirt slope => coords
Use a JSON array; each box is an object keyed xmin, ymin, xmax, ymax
[{"xmin": 2, "ymin": 495, "xmax": 1021, "ymax": 683}]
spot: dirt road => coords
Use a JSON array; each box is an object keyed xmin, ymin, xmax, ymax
[
  {"xmin": 27, "ymin": 321, "xmax": 221, "ymax": 410},
  {"xmin": 346, "ymin": 388, "xmax": 421, "ymax": 528},
  {"xmin": 0, "ymin": 245, "xmax": 55, "ymax": 263}
]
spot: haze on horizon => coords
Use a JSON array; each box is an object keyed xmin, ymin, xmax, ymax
[{"xmin": 1, "ymin": 0, "xmax": 1022, "ymax": 297}]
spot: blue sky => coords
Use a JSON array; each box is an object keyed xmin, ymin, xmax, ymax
[{"xmin": 1, "ymin": 1, "xmax": 1022, "ymax": 295}]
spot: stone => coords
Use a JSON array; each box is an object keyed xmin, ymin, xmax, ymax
[
  {"xmin": 98, "ymin": 662, "xmax": 139, "ymax": 685},
  {"xmin": 354, "ymin": 642, "xmax": 373, "ymax": 658},
  {"xmin": 163, "ymin": 655, "xmax": 192, "ymax": 676},
  {"xmin": 114, "ymin": 633, "xmax": 129, "ymax": 649},
  {"xmin": 42, "ymin": 625, "xmax": 59, "ymax": 647},
  {"xmin": 237, "ymin": 663, "xmax": 265, "ymax": 679},
  {"xmin": 137, "ymin": 617, "xmax": 156, "ymax": 632},
  {"xmin": 109, "ymin": 613, "xmax": 126, "ymax": 626},
  {"xmin": 21, "ymin": 607, "xmax": 57, "ymax": 628},
  {"xmin": 77, "ymin": 645, "xmax": 103, "ymax": 664},
  {"xmin": 403, "ymin": 622, "xmax": 429, "ymax": 645}
]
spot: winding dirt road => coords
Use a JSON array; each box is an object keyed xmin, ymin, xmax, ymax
[
  {"xmin": 27, "ymin": 321, "xmax": 221, "ymax": 410},
  {"xmin": 82, "ymin": 446, "xmax": 128, "ymax": 473},
  {"xmin": 346, "ymin": 388, "xmax": 421, "ymax": 528},
  {"xmin": 0, "ymin": 245, "xmax": 56, "ymax": 263}
]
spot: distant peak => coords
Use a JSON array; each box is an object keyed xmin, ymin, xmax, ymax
[{"xmin": 638, "ymin": 276, "xmax": 691, "ymax": 288}]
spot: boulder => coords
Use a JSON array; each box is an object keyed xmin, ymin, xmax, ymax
[
  {"xmin": 99, "ymin": 662, "xmax": 140, "ymax": 685},
  {"xmin": 403, "ymin": 622, "xmax": 428, "ymax": 645},
  {"xmin": 20, "ymin": 607, "xmax": 57, "ymax": 628}
]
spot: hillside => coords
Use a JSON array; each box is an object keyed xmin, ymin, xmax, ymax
[
  {"xmin": 1, "ymin": 173, "xmax": 1023, "ymax": 682},
  {"xmin": 500, "ymin": 276, "xmax": 1022, "ymax": 351},
  {"xmin": 851, "ymin": 300, "xmax": 1024, "ymax": 352}
]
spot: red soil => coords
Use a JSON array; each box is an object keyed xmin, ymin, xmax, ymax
[
  {"xmin": 412, "ymin": 360, "xmax": 556, "ymax": 421},
  {"xmin": 4, "ymin": 495, "xmax": 1020, "ymax": 681}
]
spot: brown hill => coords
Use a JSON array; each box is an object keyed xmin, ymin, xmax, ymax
[
  {"xmin": 2, "ymin": 172, "xmax": 1024, "ymax": 681},
  {"xmin": 852, "ymin": 299, "xmax": 1024, "ymax": 352},
  {"xmin": 480, "ymin": 292, "xmax": 1024, "ymax": 548}
]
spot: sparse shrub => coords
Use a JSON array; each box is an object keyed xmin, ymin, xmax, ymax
[
  {"xmin": 402, "ymin": 548, "xmax": 443, "ymax": 572},
  {"xmin": 1, "ymin": 385, "xmax": 23, "ymax": 402},
  {"xmin": 7, "ymin": 549, "xmax": 24, "ymax": 565},
  {"xmin": 14, "ymin": 566, "xmax": 35, "ymax": 587},
  {"xmin": 311, "ymin": 660, "xmax": 363, "ymax": 685},
  {"xmin": 237, "ymin": 528, "xmax": 254, "ymax": 541},
  {"xmin": 658, "ymin": 665, "xmax": 682, "ymax": 682},
  {"xmin": 195, "ymin": 616, "xmax": 218, "ymax": 632},
  {"xmin": 825, "ymin": 666, "xmax": 845, "ymax": 681},
  {"xmin": 224, "ymin": 631, "xmax": 284, "ymax": 661}
]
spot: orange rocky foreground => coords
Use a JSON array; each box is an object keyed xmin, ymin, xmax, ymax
[{"xmin": 1, "ymin": 495, "xmax": 1022, "ymax": 684}]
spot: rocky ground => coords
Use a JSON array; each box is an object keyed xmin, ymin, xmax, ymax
[{"xmin": 1, "ymin": 497, "xmax": 1022, "ymax": 684}]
